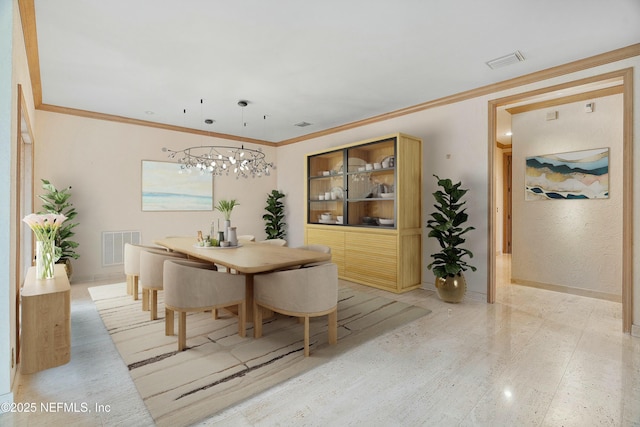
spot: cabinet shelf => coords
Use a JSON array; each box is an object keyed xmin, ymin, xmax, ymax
[{"xmin": 305, "ymin": 133, "xmax": 422, "ymax": 293}]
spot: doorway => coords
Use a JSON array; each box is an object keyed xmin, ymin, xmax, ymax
[{"xmin": 487, "ymin": 68, "xmax": 633, "ymax": 333}]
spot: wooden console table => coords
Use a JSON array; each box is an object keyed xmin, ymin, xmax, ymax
[{"xmin": 21, "ymin": 264, "xmax": 71, "ymax": 374}]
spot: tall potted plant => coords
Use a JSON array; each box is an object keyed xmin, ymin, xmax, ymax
[
  {"xmin": 38, "ymin": 179, "xmax": 80, "ymax": 278},
  {"xmin": 426, "ymin": 175, "xmax": 476, "ymax": 303},
  {"xmin": 263, "ymin": 190, "xmax": 286, "ymax": 240}
]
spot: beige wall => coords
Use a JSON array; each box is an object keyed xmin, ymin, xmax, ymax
[
  {"xmin": 276, "ymin": 56, "xmax": 640, "ymax": 322},
  {"xmin": 35, "ymin": 112, "xmax": 277, "ymax": 282},
  {"xmin": 511, "ymin": 94, "xmax": 623, "ymax": 298}
]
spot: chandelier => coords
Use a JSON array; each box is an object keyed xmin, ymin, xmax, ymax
[
  {"xmin": 162, "ymin": 100, "xmax": 275, "ymax": 178},
  {"xmin": 163, "ymin": 144, "xmax": 274, "ymax": 178}
]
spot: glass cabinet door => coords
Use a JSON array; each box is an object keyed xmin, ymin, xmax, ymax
[
  {"xmin": 345, "ymin": 137, "xmax": 396, "ymax": 228},
  {"xmin": 307, "ymin": 137, "xmax": 396, "ymax": 228},
  {"xmin": 307, "ymin": 149, "xmax": 345, "ymax": 225}
]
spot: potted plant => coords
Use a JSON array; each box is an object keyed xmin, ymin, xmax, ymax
[
  {"xmin": 38, "ymin": 179, "xmax": 80, "ymax": 278},
  {"xmin": 426, "ymin": 175, "xmax": 476, "ymax": 303},
  {"xmin": 263, "ymin": 190, "xmax": 286, "ymax": 239},
  {"xmin": 215, "ymin": 199, "xmax": 239, "ymax": 240}
]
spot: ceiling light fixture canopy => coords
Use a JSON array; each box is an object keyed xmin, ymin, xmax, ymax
[{"xmin": 162, "ymin": 99, "xmax": 275, "ymax": 179}]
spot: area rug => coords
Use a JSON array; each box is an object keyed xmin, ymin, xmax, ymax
[{"xmin": 89, "ymin": 282, "xmax": 431, "ymax": 426}]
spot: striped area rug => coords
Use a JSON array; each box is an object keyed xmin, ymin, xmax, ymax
[{"xmin": 89, "ymin": 282, "xmax": 430, "ymax": 426}]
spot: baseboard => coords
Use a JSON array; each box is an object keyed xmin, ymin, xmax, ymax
[
  {"xmin": 71, "ymin": 272, "xmax": 125, "ymax": 284},
  {"xmin": 511, "ymin": 278, "xmax": 622, "ymax": 303}
]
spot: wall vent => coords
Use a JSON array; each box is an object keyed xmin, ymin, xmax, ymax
[
  {"xmin": 486, "ymin": 50, "xmax": 525, "ymax": 69},
  {"xmin": 102, "ymin": 231, "xmax": 140, "ymax": 266}
]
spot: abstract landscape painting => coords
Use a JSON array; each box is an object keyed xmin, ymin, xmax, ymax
[
  {"xmin": 142, "ymin": 161, "xmax": 213, "ymax": 211},
  {"xmin": 525, "ymin": 148, "xmax": 609, "ymax": 200}
]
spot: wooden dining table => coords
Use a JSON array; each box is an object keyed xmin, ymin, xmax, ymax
[{"xmin": 153, "ymin": 236, "xmax": 332, "ymax": 319}]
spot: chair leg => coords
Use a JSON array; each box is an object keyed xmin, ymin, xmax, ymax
[
  {"xmin": 132, "ymin": 276, "xmax": 139, "ymax": 301},
  {"xmin": 212, "ymin": 308, "xmax": 218, "ymax": 319},
  {"xmin": 142, "ymin": 288, "xmax": 149, "ymax": 311},
  {"xmin": 304, "ymin": 316, "xmax": 310, "ymax": 357},
  {"xmin": 238, "ymin": 301, "xmax": 246, "ymax": 338},
  {"xmin": 178, "ymin": 311, "xmax": 187, "ymax": 351},
  {"xmin": 126, "ymin": 275, "xmax": 133, "ymax": 295},
  {"xmin": 253, "ymin": 302, "xmax": 263, "ymax": 338},
  {"xmin": 150, "ymin": 290, "xmax": 158, "ymax": 320},
  {"xmin": 165, "ymin": 308, "xmax": 174, "ymax": 336},
  {"xmin": 328, "ymin": 309, "xmax": 338, "ymax": 345}
]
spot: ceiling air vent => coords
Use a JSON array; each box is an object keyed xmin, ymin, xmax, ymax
[
  {"xmin": 294, "ymin": 121, "xmax": 312, "ymax": 127},
  {"xmin": 486, "ymin": 50, "xmax": 525, "ymax": 70}
]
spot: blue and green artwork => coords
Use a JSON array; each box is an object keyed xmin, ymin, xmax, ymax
[{"xmin": 525, "ymin": 148, "xmax": 609, "ymax": 200}]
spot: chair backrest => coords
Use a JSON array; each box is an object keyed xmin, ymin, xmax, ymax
[
  {"xmin": 163, "ymin": 259, "xmax": 245, "ymax": 309},
  {"xmin": 296, "ymin": 244, "xmax": 331, "ymax": 267},
  {"xmin": 124, "ymin": 243, "xmax": 169, "ymax": 275},
  {"xmin": 139, "ymin": 249, "xmax": 187, "ymax": 290},
  {"xmin": 254, "ymin": 263, "xmax": 338, "ymax": 314},
  {"xmin": 237, "ymin": 235, "xmax": 255, "ymax": 242},
  {"xmin": 258, "ymin": 238, "xmax": 287, "ymax": 246},
  {"xmin": 296, "ymin": 244, "xmax": 331, "ymax": 254}
]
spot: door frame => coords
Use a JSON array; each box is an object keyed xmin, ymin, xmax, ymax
[
  {"xmin": 16, "ymin": 84, "xmax": 35, "ymax": 362},
  {"xmin": 487, "ymin": 68, "xmax": 633, "ymax": 333}
]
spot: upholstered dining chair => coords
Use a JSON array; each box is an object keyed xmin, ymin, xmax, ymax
[
  {"xmin": 296, "ymin": 244, "xmax": 331, "ymax": 267},
  {"xmin": 258, "ymin": 238, "xmax": 287, "ymax": 246},
  {"xmin": 139, "ymin": 249, "xmax": 190, "ymax": 320},
  {"xmin": 253, "ymin": 263, "xmax": 338, "ymax": 356},
  {"xmin": 237, "ymin": 234, "xmax": 255, "ymax": 242},
  {"xmin": 163, "ymin": 259, "xmax": 247, "ymax": 351},
  {"xmin": 124, "ymin": 243, "xmax": 170, "ymax": 300}
]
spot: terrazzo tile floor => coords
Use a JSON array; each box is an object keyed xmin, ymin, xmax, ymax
[{"xmin": 2, "ymin": 255, "xmax": 639, "ymax": 426}]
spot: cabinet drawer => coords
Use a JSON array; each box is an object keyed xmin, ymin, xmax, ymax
[
  {"xmin": 345, "ymin": 232, "xmax": 397, "ymax": 289},
  {"xmin": 306, "ymin": 228, "xmax": 345, "ymax": 276}
]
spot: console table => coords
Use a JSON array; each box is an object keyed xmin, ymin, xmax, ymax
[{"xmin": 21, "ymin": 264, "xmax": 71, "ymax": 374}]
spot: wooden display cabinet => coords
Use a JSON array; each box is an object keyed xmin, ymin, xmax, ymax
[{"xmin": 305, "ymin": 133, "xmax": 422, "ymax": 293}]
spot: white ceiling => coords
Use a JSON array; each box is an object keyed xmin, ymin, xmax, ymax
[{"xmin": 33, "ymin": 0, "xmax": 640, "ymax": 143}]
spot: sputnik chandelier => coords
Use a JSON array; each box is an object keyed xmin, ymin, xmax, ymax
[{"xmin": 162, "ymin": 100, "xmax": 275, "ymax": 179}]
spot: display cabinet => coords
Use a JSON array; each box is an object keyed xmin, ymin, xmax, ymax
[{"xmin": 305, "ymin": 133, "xmax": 422, "ymax": 293}]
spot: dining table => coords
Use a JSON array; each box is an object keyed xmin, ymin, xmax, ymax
[{"xmin": 153, "ymin": 236, "xmax": 332, "ymax": 319}]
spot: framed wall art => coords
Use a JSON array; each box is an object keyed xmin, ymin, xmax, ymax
[
  {"xmin": 141, "ymin": 160, "xmax": 213, "ymax": 211},
  {"xmin": 525, "ymin": 148, "xmax": 609, "ymax": 200}
]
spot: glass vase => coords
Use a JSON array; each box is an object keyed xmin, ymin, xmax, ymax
[{"xmin": 36, "ymin": 239, "xmax": 56, "ymax": 280}]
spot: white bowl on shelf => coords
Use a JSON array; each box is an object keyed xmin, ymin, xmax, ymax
[
  {"xmin": 380, "ymin": 192, "xmax": 395, "ymax": 198},
  {"xmin": 320, "ymin": 213, "xmax": 332, "ymax": 221},
  {"xmin": 378, "ymin": 218, "xmax": 394, "ymax": 226}
]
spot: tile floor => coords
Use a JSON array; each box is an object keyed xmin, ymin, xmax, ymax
[{"xmin": 1, "ymin": 255, "xmax": 639, "ymax": 426}]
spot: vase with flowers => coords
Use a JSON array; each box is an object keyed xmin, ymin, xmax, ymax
[
  {"xmin": 215, "ymin": 199, "xmax": 239, "ymax": 241},
  {"xmin": 23, "ymin": 213, "xmax": 67, "ymax": 279}
]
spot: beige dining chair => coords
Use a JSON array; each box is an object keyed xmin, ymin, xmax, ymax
[
  {"xmin": 296, "ymin": 244, "xmax": 331, "ymax": 267},
  {"xmin": 163, "ymin": 259, "xmax": 246, "ymax": 350},
  {"xmin": 253, "ymin": 263, "xmax": 338, "ymax": 356},
  {"xmin": 139, "ymin": 250, "xmax": 192, "ymax": 320},
  {"xmin": 124, "ymin": 243, "xmax": 170, "ymax": 300},
  {"xmin": 237, "ymin": 234, "xmax": 255, "ymax": 242},
  {"xmin": 258, "ymin": 238, "xmax": 287, "ymax": 246}
]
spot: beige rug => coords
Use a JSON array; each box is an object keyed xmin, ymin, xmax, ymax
[{"xmin": 89, "ymin": 282, "xmax": 431, "ymax": 426}]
